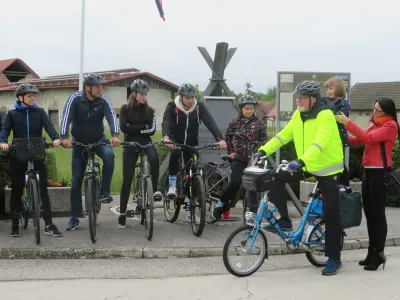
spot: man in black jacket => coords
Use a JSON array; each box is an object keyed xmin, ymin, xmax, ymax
[
  {"xmin": 0, "ymin": 84, "xmax": 62, "ymax": 237},
  {"xmin": 60, "ymin": 73, "xmax": 120, "ymax": 231},
  {"xmin": 162, "ymin": 83, "xmax": 227, "ymax": 200}
]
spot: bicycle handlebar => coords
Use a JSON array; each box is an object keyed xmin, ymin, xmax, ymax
[
  {"xmin": 120, "ymin": 141, "xmax": 161, "ymax": 150},
  {"xmin": 159, "ymin": 141, "xmax": 220, "ymax": 152},
  {"xmin": 69, "ymin": 141, "xmax": 109, "ymax": 151},
  {"xmin": 226, "ymin": 132, "xmax": 269, "ymax": 146}
]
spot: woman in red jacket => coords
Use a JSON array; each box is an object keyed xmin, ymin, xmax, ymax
[{"xmin": 336, "ymin": 97, "xmax": 399, "ymax": 271}]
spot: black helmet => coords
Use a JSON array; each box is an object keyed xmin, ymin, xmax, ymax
[
  {"xmin": 238, "ymin": 94, "xmax": 257, "ymax": 108},
  {"xmin": 178, "ymin": 83, "xmax": 196, "ymax": 97},
  {"xmin": 83, "ymin": 73, "xmax": 106, "ymax": 86},
  {"xmin": 15, "ymin": 83, "xmax": 40, "ymax": 97},
  {"xmin": 131, "ymin": 79, "xmax": 150, "ymax": 93},
  {"xmin": 293, "ymin": 81, "xmax": 321, "ymax": 98}
]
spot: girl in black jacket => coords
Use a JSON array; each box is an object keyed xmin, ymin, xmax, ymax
[
  {"xmin": 118, "ymin": 79, "xmax": 161, "ymax": 228},
  {"xmin": 0, "ymin": 84, "xmax": 62, "ymax": 237}
]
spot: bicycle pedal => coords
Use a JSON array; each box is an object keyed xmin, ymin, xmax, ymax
[
  {"xmin": 80, "ymin": 211, "xmax": 87, "ymax": 218},
  {"xmin": 126, "ymin": 210, "xmax": 135, "ymax": 218}
]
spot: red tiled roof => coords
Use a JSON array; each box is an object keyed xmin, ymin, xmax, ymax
[
  {"xmin": 0, "ymin": 71, "xmax": 178, "ymax": 92},
  {"xmin": 0, "ymin": 58, "xmax": 17, "ymax": 73},
  {"xmin": 267, "ymin": 105, "xmax": 276, "ymax": 117},
  {"xmin": 0, "ymin": 58, "xmax": 40, "ymax": 78},
  {"xmin": 256, "ymin": 101, "xmax": 276, "ymax": 119}
]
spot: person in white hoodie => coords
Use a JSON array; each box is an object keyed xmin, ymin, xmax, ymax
[{"xmin": 161, "ymin": 83, "xmax": 227, "ymax": 198}]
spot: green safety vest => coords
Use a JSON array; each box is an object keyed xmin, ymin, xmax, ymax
[{"xmin": 259, "ymin": 109, "xmax": 344, "ymax": 176}]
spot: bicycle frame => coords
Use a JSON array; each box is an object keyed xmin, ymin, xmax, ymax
[
  {"xmin": 25, "ymin": 161, "xmax": 41, "ymax": 197},
  {"xmin": 244, "ymin": 162, "xmax": 324, "ymax": 254},
  {"xmin": 132, "ymin": 149, "xmax": 151, "ymax": 209}
]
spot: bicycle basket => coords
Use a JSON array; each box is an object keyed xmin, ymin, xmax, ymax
[
  {"xmin": 13, "ymin": 137, "xmax": 46, "ymax": 162},
  {"xmin": 242, "ymin": 166, "xmax": 273, "ymax": 192}
]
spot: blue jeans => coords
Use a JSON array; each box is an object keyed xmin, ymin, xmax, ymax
[{"xmin": 70, "ymin": 143, "xmax": 115, "ymax": 217}]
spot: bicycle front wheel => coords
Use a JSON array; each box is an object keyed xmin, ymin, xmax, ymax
[
  {"xmin": 144, "ymin": 177, "xmax": 154, "ymax": 241},
  {"xmin": 28, "ymin": 178, "xmax": 41, "ymax": 245},
  {"xmin": 21, "ymin": 188, "xmax": 29, "ymax": 230},
  {"xmin": 223, "ymin": 225, "xmax": 268, "ymax": 277},
  {"xmin": 85, "ymin": 178, "xmax": 97, "ymax": 243},
  {"xmin": 190, "ymin": 174, "xmax": 206, "ymax": 237}
]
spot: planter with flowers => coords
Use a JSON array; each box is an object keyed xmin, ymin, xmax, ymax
[
  {"xmin": 299, "ymin": 176, "xmax": 362, "ymax": 206},
  {"xmin": 5, "ymin": 178, "xmax": 71, "ymax": 216}
]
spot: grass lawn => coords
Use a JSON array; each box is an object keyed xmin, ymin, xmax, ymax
[{"xmin": 47, "ymin": 131, "xmax": 163, "ymax": 194}]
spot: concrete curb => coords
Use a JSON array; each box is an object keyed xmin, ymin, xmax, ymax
[{"xmin": 1, "ymin": 236, "xmax": 400, "ymax": 259}]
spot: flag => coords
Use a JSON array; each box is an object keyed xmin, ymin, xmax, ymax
[{"xmin": 155, "ymin": 0, "xmax": 165, "ymax": 21}]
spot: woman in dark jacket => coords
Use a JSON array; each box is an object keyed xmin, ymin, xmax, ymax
[
  {"xmin": 211, "ymin": 94, "xmax": 267, "ymax": 222},
  {"xmin": 0, "ymin": 84, "xmax": 62, "ymax": 237},
  {"xmin": 336, "ymin": 97, "xmax": 399, "ymax": 271},
  {"xmin": 118, "ymin": 79, "xmax": 161, "ymax": 228}
]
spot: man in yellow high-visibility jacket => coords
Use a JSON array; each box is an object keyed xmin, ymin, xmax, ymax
[{"xmin": 254, "ymin": 80, "xmax": 344, "ymax": 276}]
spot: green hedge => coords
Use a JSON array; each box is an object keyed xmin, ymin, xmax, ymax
[{"xmin": 46, "ymin": 150, "xmax": 58, "ymax": 182}]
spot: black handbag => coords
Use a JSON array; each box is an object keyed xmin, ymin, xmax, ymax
[
  {"xmin": 13, "ymin": 137, "xmax": 46, "ymax": 162},
  {"xmin": 380, "ymin": 142, "xmax": 400, "ymax": 197},
  {"xmin": 339, "ymin": 191, "xmax": 362, "ymax": 229}
]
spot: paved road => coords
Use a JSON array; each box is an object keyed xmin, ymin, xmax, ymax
[
  {"xmin": 1, "ymin": 246, "xmax": 399, "ymax": 300},
  {"xmin": 0, "ymin": 199, "xmax": 399, "ymax": 257}
]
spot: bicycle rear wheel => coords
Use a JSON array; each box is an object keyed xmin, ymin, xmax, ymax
[
  {"xmin": 28, "ymin": 178, "xmax": 40, "ymax": 245},
  {"xmin": 144, "ymin": 177, "xmax": 154, "ymax": 241},
  {"xmin": 190, "ymin": 174, "xmax": 206, "ymax": 237},
  {"xmin": 85, "ymin": 177, "xmax": 97, "ymax": 243},
  {"xmin": 205, "ymin": 168, "xmax": 228, "ymax": 223},
  {"xmin": 223, "ymin": 225, "xmax": 268, "ymax": 277}
]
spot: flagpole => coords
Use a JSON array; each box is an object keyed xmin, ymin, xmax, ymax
[{"xmin": 79, "ymin": 0, "xmax": 86, "ymax": 91}]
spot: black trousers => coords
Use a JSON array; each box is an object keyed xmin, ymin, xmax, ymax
[
  {"xmin": 119, "ymin": 146, "xmax": 159, "ymax": 214},
  {"xmin": 10, "ymin": 158, "xmax": 52, "ymax": 223},
  {"xmin": 362, "ymin": 168, "xmax": 387, "ymax": 253},
  {"xmin": 269, "ymin": 173, "xmax": 343, "ymax": 260},
  {"xmin": 220, "ymin": 159, "xmax": 247, "ymax": 207},
  {"xmin": 168, "ymin": 148, "xmax": 193, "ymax": 175},
  {"xmin": 340, "ymin": 147, "xmax": 350, "ymax": 187}
]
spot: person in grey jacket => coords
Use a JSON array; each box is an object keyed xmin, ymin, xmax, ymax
[{"xmin": 60, "ymin": 73, "xmax": 121, "ymax": 231}]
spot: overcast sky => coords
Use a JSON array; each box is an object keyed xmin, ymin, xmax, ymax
[{"xmin": 1, "ymin": 0, "xmax": 399, "ymax": 93}]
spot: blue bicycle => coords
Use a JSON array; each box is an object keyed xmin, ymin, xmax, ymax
[{"xmin": 222, "ymin": 156, "xmax": 343, "ymax": 277}]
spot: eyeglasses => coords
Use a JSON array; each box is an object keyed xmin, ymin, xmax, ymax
[
  {"xmin": 295, "ymin": 95, "xmax": 309, "ymax": 101},
  {"xmin": 373, "ymin": 108, "xmax": 383, "ymax": 113}
]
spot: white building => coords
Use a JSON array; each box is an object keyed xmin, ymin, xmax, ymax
[{"xmin": 0, "ymin": 58, "xmax": 178, "ymax": 131}]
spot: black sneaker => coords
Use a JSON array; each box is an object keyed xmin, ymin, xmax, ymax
[
  {"xmin": 118, "ymin": 215, "xmax": 126, "ymax": 228},
  {"xmin": 44, "ymin": 224, "xmax": 63, "ymax": 237},
  {"xmin": 10, "ymin": 224, "xmax": 20, "ymax": 237},
  {"xmin": 100, "ymin": 195, "xmax": 113, "ymax": 203}
]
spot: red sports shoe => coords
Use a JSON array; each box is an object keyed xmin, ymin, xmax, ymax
[{"xmin": 222, "ymin": 210, "xmax": 230, "ymax": 219}]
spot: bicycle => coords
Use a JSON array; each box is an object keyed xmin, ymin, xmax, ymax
[
  {"xmin": 121, "ymin": 141, "xmax": 160, "ymax": 241},
  {"xmin": 70, "ymin": 141, "xmax": 106, "ymax": 243},
  {"xmin": 205, "ymin": 132, "xmax": 267, "ymax": 224},
  {"xmin": 222, "ymin": 156, "xmax": 344, "ymax": 277},
  {"xmin": 10, "ymin": 137, "xmax": 54, "ymax": 245},
  {"xmin": 162, "ymin": 141, "xmax": 219, "ymax": 237}
]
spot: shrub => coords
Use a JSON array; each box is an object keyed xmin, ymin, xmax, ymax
[{"xmin": 46, "ymin": 150, "xmax": 58, "ymax": 182}]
